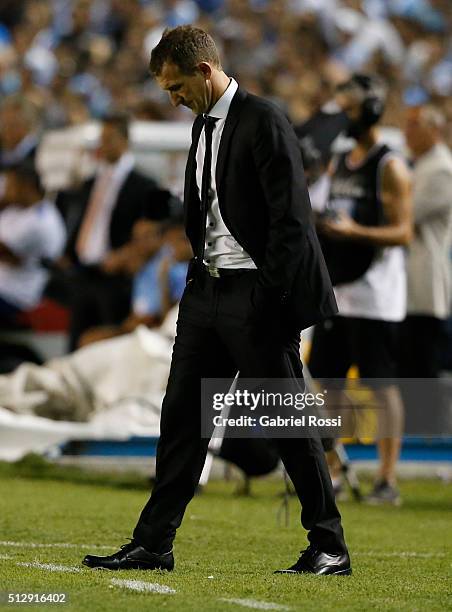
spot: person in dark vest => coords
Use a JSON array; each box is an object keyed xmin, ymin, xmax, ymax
[
  {"xmin": 310, "ymin": 74, "xmax": 413, "ymax": 505},
  {"xmin": 82, "ymin": 25, "xmax": 351, "ymax": 576}
]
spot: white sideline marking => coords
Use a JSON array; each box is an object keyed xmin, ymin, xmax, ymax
[
  {"xmin": 220, "ymin": 599, "xmax": 290, "ymax": 611},
  {"xmin": 0, "ymin": 540, "xmax": 112, "ymax": 550},
  {"xmin": 354, "ymin": 551, "xmax": 446, "ymax": 559},
  {"xmin": 110, "ymin": 578, "xmax": 176, "ymax": 594},
  {"xmin": 16, "ymin": 561, "xmax": 81, "ymax": 573},
  {"xmin": 0, "ymin": 554, "xmax": 12, "ymax": 560},
  {"xmin": 1, "ymin": 540, "xmax": 446, "ymax": 566}
]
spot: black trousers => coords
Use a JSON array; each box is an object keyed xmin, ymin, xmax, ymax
[
  {"xmin": 398, "ymin": 315, "xmax": 446, "ymax": 378},
  {"xmin": 133, "ymin": 269, "xmax": 346, "ymax": 554},
  {"xmin": 309, "ymin": 316, "xmax": 399, "ymax": 379},
  {"xmin": 398, "ymin": 315, "xmax": 447, "ymax": 434},
  {"xmin": 46, "ymin": 266, "xmax": 131, "ymax": 351}
]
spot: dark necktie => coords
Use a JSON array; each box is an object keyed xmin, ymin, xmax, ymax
[{"xmin": 198, "ymin": 115, "xmax": 218, "ymax": 264}]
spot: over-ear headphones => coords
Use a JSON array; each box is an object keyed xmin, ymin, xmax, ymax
[{"xmin": 349, "ymin": 73, "xmax": 387, "ymax": 127}]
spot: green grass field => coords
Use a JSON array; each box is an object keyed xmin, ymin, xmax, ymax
[{"xmin": 0, "ymin": 456, "xmax": 451, "ymax": 611}]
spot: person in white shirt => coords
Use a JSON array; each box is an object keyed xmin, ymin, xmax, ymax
[
  {"xmin": 400, "ymin": 105, "xmax": 452, "ymax": 378},
  {"xmin": 0, "ymin": 162, "xmax": 66, "ymax": 322}
]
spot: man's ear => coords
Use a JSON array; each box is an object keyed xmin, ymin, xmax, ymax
[{"xmin": 197, "ymin": 62, "xmax": 213, "ymax": 80}]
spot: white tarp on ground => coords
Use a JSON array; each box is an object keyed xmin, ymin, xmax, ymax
[{"xmin": 0, "ymin": 311, "xmax": 178, "ymax": 461}]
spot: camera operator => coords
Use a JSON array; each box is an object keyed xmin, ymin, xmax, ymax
[{"xmin": 309, "ymin": 74, "xmax": 413, "ymax": 505}]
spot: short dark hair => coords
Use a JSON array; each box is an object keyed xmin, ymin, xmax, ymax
[
  {"xmin": 8, "ymin": 161, "xmax": 45, "ymax": 197},
  {"xmin": 337, "ymin": 73, "xmax": 387, "ymax": 105},
  {"xmin": 101, "ymin": 112, "xmax": 130, "ymax": 140},
  {"xmin": 149, "ymin": 25, "xmax": 221, "ymax": 77}
]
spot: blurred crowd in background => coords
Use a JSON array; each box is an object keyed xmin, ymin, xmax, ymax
[
  {"xmin": 0, "ymin": 0, "xmax": 451, "ymax": 142},
  {"xmin": 0, "ymin": 2, "xmax": 451, "ymax": 497},
  {"xmin": 0, "ymin": 0, "xmax": 451, "ymax": 366}
]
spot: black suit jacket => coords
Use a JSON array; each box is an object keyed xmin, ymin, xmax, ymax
[
  {"xmin": 58, "ymin": 169, "xmax": 174, "ymax": 264},
  {"xmin": 184, "ymin": 88, "xmax": 338, "ymax": 330}
]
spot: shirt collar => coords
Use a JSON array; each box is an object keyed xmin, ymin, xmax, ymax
[
  {"xmin": 207, "ymin": 78, "xmax": 238, "ymax": 120},
  {"xmin": 98, "ymin": 151, "xmax": 135, "ymax": 179}
]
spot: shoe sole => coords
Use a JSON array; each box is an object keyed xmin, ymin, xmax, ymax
[
  {"xmin": 84, "ymin": 566, "xmax": 173, "ymax": 571},
  {"xmin": 332, "ymin": 567, "xmax": 352, "ymax": 576},
  {"xmin": 82, "ymin": 561, "xmax": 173, "ymax": 571},
  {"xmin": 275, "ymin": 567, "xmax": 352, "ymax": 576}
]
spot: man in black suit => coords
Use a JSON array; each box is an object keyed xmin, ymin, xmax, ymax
[
  {"xmin": 51, "ymin": 113, "xmax": 174, "ymax": 349},
  {"xmin": 83, "ymin": 26, "xmax": 351, "ymax": 576}
]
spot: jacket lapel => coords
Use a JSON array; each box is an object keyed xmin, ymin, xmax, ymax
[{"xmin": 215, "ymin": 88, "xmax": 247, "ymax": 191}]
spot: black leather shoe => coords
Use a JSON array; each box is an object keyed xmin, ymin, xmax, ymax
[
  {"xmin": 275, "ymin": 546, "xmax": 352, "ymax": 576},
  {"xmin": 82, "ymin": 540, "xmax": 174, "ymax": 571}
]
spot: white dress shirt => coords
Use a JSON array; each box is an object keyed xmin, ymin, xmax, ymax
[
  {"xmin": 77, "ymin": 151, "xmax": 135, "ymax": 265},
  {"xmin": 195, "ymin": 78, "xmax": 256, "ymax": 269},
  {"xmin": 0, "ymin": 199, "xmax": 66, "ymax": 309}
]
